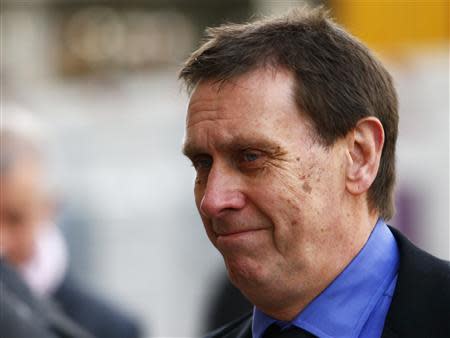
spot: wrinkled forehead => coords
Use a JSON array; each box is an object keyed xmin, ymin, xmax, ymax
[
  {"xmin": 186, "ymin": 67, "xmax": 298, "ymax": 123},
  {"xmin": 183, "ymin": 68, "xmax": 319, "ymax": 158}
]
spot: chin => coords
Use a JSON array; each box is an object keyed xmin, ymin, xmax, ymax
[{"xmin": 224, "ymin": 255, "xmax": 273, "ymax": 291}]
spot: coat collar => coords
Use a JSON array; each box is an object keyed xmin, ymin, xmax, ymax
[{"xmin": 382, "ymin": 226, "xmax": 450, "ymax": 338}]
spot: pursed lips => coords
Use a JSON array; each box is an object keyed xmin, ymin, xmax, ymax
[{"xmin": 213, "ymin": 227, "xmax": 269, "ymax": 237}]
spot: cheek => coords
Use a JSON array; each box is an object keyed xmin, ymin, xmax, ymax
[
  {"xmin": 13, "ymin": 223, "xmax": 36, "ymax": 247},
  {"xmin": 251, "ymin": 160, "xmax": 331, "ymax": 237},
  {"xmin": 256, "ymin": 169, "xmax": 306, "ymax": 218},
  {"xmin": 250, "ymin": 164, "xmax": 298, "ymax": 197},
  {"xmin": 248, "ymin": 174, "xmax": 306, "ymax": 247},
  {"xmin": 0, "ymin": 225, "xmax": 11, "ymax": 253},
  {"xmin": 2, "ymin": 225, "xmax": 36, "ymax": 262}
]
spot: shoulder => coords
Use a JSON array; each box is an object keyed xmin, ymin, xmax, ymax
[
  {"xmin": 390, "ymin": 226, "xmax": 450, "ymax": 285},
  {"xmin": 385, "ymin": 226, "xmax": 450, "ymax": 337},
  {"xmin": 203, "ymin": 312, "xmax": 253, "ymax": 338},
  {"xmin": 0, "ymin": 260, "xmax": 91, "ymax": 338},
  {"xmin": 53, "ymin": 276, "xmax": 141, "ymax": 338}
]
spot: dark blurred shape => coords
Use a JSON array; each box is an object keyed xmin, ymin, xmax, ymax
[
  {"xmin": 53, "ymin": 275, "xmax": 142, "ymax": 338},
  {"xmin": 55, "ymin": 1, "xmax": 251, "ymax": 76},
  {"xmin": 0, "ymin": 259, "xmax": 93, "ymax": 338},
  {"xmin": 61, "ymin": 7, "xmax": 195, "ymax": 74},
  {"xmin": 1, "ymin": 0, "xmax": 251, "ymax": 77},
  {"xmin": 204, "ymin": 272, "xmax": 253, "ymax": 332}
]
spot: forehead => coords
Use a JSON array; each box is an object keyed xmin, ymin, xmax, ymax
[
  {"xmin": 184, "ymin": 68, "xmax": 313, "ymax": 154},
  {"xmin": 187, "ymin": 68, "xmax": 295, "ymax": 124}
]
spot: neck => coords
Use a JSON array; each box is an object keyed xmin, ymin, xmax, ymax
[{"xmin": 252, "ymin": 211, "xmax": 380, "ymax": 321}]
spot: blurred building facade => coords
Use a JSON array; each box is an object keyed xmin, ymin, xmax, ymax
[{"xmin": 1, "ymin": 0, "xmax": 448, "ymax": 337}]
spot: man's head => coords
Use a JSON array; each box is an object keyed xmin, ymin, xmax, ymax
[
  {"xmin": 180, "ymin": 8, "xmax": 398, "ymax": 319},
  {"xmin": 181, "ymin": 7, "xmax": 398, "ymax": 220},
  {"xmin": 0, "ymin": 110, "xmax": 53, "ymax": 266}
]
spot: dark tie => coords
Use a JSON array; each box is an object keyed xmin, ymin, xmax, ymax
[{"xmin": 262, "ymin": 324, "xmax": 317, "ymax": 338}]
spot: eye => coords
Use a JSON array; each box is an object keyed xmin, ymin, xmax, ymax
[
  {"xmin": 243, "ymin": 152, "xmax": 259, "ymax": 162},
  {"xmin": 191, "ymin": 155, "xmax": 213, "ymax": 171},
  {"xmin": 238, "ymin": 149, "xmax": 265, "ymax": 170}
]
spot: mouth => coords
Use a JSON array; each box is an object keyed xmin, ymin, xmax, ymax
[
  {"xmin": 216, "ymin": 228, "xmax": 262, "ymax": 236},
  {"xmin": 214, "ymin": 228, "xmax": 269, "ymax": 243}
]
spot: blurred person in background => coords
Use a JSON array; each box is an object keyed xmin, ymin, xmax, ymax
[
  {"xmin": 0, "ymin": 251, "xmax": 94, "ymax": 338},
  {"xmin": 180, "ymin": 7, "xmax": 450, "ymax": 338},
  {"xmin": 0, "ymin": 106, "xmax": 142, "ymax": 338},
  {"xmin": 1, "ymin": 107, "xmax": 93, "ymax": 338}
]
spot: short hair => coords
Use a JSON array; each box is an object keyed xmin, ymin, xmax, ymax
[
  {"xmin": 0, "ymin": 105, "xmax": 47, "ymax": 175},
  {"xmin": 179, "ymin": 7, "xmax": 399, "ymax": 220}
]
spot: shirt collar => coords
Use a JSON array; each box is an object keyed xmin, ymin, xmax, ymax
[{"xmin": 252, "ymin": 219, "xmax": 399, "ymax": 338}]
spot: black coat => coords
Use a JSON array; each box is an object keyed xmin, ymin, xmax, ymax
[
  {"xmin": 0, "ymin": 260, "xmax": 93, "ymax": 338},
  {"xmin": 52, "ymin": 276, "xmax": 141, "ymax": 338},
  {"xmin": 204, "ymin": 227, "xmax": 450, "ymax": 338}
]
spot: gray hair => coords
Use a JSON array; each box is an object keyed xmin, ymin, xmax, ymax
[{"xmin": 1, "ymin": 104, "xmax": 48, "ymax": 175}]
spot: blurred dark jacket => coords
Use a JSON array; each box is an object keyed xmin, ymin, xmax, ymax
[
  {"xmin": 52, "ymin": 275, "xmax": 142, "ymax": 338},
  {"xmin": 0, "ymin": 259, "xmax": 93, "ymax": 338}
]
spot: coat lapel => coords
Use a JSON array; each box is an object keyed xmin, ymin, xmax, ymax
[
  {"xmin": 221, "ymin": 315, "xmax": 252, "ymax": 338},
  {"xmin": 383, "ymin": 227, "xmax": 450, "ymax": 338},
  {"xmin": 380, "ymin": 326, "xmax": 399, "ymax": 338},
  {"xmin": 234, "ymin": 316, "xmax": 252, "ymax": 338}
]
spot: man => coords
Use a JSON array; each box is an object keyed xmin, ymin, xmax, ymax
[
  {"xmin": 0, "ymin": 109, "xmax": 141, "ymax": 338},
  {"xmin": 1, "ymin": 110, "xmax": 92, "ymax": 338},
  {"xmin": 179, "ymin": 7, "xmax": 450, "ymax": 338}
]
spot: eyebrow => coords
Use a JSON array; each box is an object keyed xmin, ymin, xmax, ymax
[
  {"xmin": 182, "ymin": 134, "xmax": 285, "ymax": 159},
  {"xmin": 182, "ymin": 142, "xmax": 203, "ymax": 159}
]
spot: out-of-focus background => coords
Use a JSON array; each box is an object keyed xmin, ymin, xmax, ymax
[{"xmin": 1, "ymin": 0, "xmax": 448, "ymax": 337}]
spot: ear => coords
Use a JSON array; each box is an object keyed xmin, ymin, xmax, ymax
[{"xmin": 345, "ymin": 117, "xmax": 384, "ymax": 196}]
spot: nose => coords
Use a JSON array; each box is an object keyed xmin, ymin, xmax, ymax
[{"xmin": 199, "ymin": 165, "xmax": 246, "ymax": 218}]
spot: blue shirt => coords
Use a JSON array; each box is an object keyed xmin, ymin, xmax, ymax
[{"xmin": 252, "ymin": 219, "xmax": 399, "ymax": 338}]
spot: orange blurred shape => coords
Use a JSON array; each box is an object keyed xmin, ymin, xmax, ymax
[{"xmin": 330, "ymin": 0, "xmax": 449, "ymax": 53}]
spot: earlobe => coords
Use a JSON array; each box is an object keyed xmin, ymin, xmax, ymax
[{"xmin": 345, "ymin": 117, "xmax": 384, "ymax": 196}]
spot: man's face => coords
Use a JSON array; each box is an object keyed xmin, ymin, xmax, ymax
[
  {"xmin": 184, "ymin": 68, "xmax": 355, "ymax": 310},
  {"xmin": 0, "ymin": 158, "xmax": 49, "ymax": 266}
]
